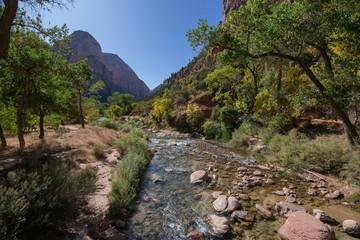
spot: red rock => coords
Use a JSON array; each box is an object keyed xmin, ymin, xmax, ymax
[
  {"xmin": 278, "ymin": 211, "xmax": 335, "ymax": 240},
  {"xmin": 190, "ymin": 170, "xmax": 208, "ymax": 184},
  {"xmin": 213, "ymin": 195, "xmax": 228, "ymax": 212},
  {"xmin": 343, "ymin": 220, "xmax": 360, "ymax": 236},
  {"xmin": 225, "ymin": 196, "xmax": 240, "ymax": 212}
]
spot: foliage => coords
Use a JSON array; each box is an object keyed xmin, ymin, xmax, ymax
[
  {"xmin": 185, "ymin": 104, "xmax": 204, "ymax": 130},
  {"xmin": 201, "ymin": 120, "xmax": 220, "ymax": 139},
  {"xmin": 0, "ymin": 159, "xmax": 96, "ymax": 239},
  {"xmin": 149, "ymin": 90, "xmax": 172, "ymax": 127},
  {"xmin": 230, "ymin": 122, "xmax": 258, "ymax": 147},
  {"xmin": 109, "ymin": 126, "xmax": 152, "ymax": 219},
  {"xmin": 107, "ymin": 92, "xmax": 135, "ymax": 116},
  {"xmin": 100, "ymin": 119, "xmax": 118, "ymax": 130},
  {"xmin": 44, "ymin": 113, "xmax": 63, "ymax": 130}
]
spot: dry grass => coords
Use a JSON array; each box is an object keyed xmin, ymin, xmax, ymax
[{"xmin": 0, "ymin": 125, "xmax": 120, "ymax": 162}]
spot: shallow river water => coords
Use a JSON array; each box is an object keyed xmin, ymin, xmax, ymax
[{"xmin": 126, "ymin": 138, "xmax": 360, "ymax": 240}]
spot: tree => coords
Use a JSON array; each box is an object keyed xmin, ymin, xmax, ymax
[
  {"xmin": 0, "ymin": 0, "xmax": 72, "ymax": 60},
  {"xmin": 67, "ymin": 59, "xmax": 94, "ymax": 128},
  {"xmin": 1, "ymin": 26, "xmax": 69, "ymax": 152},
  {"xmin": 107, "ymin": 92, "xmax": 135, "ymax": 116},
  {"xmin": 188, "ymin": 0, "xmax": 360, "ymax": 144}
]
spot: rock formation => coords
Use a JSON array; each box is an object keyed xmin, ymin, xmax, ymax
[
  {"xmin": 69, "ymin": 30, "xmax": 150, "ymax": 100},
  {"xmin": 222, "ymin": 0, "xmax": 248, "ymax": 23}
]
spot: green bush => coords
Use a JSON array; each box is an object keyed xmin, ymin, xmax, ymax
[
  {"xmin": 201, "ymin": 120, "xmax": 220, "ymax": 139},
  {"xmin": 259, "ymin": 128, "xmax": 273, "ymax": 145},
  {"xmin": 109, "ymin": 126, "xmax": 152, "ymax": 219},
  {"xmin": 230, "ymin": 129, "xmax": 249, "ymax": 147},
  {"xmin": 0, "ymin": 160, "xmax": 96, "ymax": 239},
  {"xmin": 100, "ymin": 119, "xmax": 118, "ymax": 130},
  {"xmin": 267, "ymin": 114, "xmax": 291, "ymax": 133},
  {"xmin": 340, "ymin": 148, "xmax": 360, "ymax": 186},
  {"xmin": 93, "ymin": 144, "xmax": 106, "ymax": 159},
  {"xmin": 114, "ymin": 128, "xmax": 150, "ymax": 158}
]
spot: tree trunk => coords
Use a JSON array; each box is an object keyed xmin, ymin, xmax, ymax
[
  {"xmin": 248, "ymin": 66, "xmax": 258, "ymax": 95},
  {"xmin": 0, "ymin": 124, "xmax": 6, "ymax": 150},
  {"xmin": 276, "ymin": 60, "xmax": 283, "ymax": 116},
  {"xmin": 79, "ymin": 89, "xmax": 85, "ymax": 128},
  {"xmin": 39, "ymin": 110, "xmax": 44, "ymax": 139},
  {"xmin": 297, "ymin": 59, "xmax": 359, "ymax": 143},
  {"xmin": 0, "ymin": 0, "xmax": 19, "ymax": 60},
  {"xmin": 17, "ymin": 70, "xmax": 30, "ymax": 153}
]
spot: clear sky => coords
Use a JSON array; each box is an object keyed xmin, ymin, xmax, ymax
[{"xmin": 39, "ymin": 0, "xmax": 223, "ymax": 90}]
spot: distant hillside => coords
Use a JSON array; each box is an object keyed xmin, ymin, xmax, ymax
[{"xmin": 69, "ymin": 31, "xmax": 150, "ymax": 100}]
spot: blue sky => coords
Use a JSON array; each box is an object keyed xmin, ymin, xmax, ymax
[{"xmin": 40, "ymin": 0, "xmax": 223, "ymax": 89}]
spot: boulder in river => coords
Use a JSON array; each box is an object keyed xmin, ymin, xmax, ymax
[
  {"xmin": 225, "ymin": 196, "xmax": 240, "ymax": 213},
  {"xmin": 342, "ymin": 219, "xmax": 360, "ymax": 236},
  {"xmin": 231, "ymin": 211, "xmax": 248, "ymax": 220},
  {"xmin": 278, "ymin": 211, "xmax": 335, "ymax": 240},
  {"xmin": 190, "ymin": 170, "xmax": 208, "ymax": 184},
  {"xmin": 207, "ymin": 215, "xmax": 229, "ymax": 235},
  {"xmin": 275, "ymin": 201, "xmax": 306, "ymax": 217},
  {"xmin": 212, "ymin": 191, "xmax": 223, "ymax": 199},
  {"xmin": 213, "ymin": 195, "xmax": 228, "ymax": 212}
]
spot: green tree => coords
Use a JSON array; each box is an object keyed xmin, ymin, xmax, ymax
[
  {"xmin": 188, "ymin": 0, "xmax": 360, "ymax": 144},
  {"xmin": 107, "ymin": 92, "xmax": 135, "ymax": 116}
]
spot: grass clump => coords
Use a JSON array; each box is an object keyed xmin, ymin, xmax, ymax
[
  {"xmin": 100, "ymin": 119, "xmax": 119, "ymax": 130},
  {"xmin": 230, "ymin": 122, "xmax": 259, "ymax": 147},
  {"xmin": 109, "ymin": 125, "xmax": 152, "ymax": 219},
  {"xmin": 0, "ymin": 159, "xmax": 96, "ymax": 240}
]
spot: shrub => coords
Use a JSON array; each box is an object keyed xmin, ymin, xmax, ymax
[
  {"xmin": 114, "ymin": 128, "xmax": 150, "ymax": 158},
  {"xmin": 230, "ymin": 122, "xmax": 258, "ymax": 147},
  {"xmin": 0, "ymin": 159, "xmax": 96, "ymax": 239},
  {"xmin": 100, "ymin": 119, "xmax": 118, "ymax": 130},
  {"xmin": 267, "ymin": 114, "xmax": 291, "ymax": 133},
  {"xmin": 93, "ymin": 143, "xmax": 106, "ymax": 160},
  {"xmin": 259, "ymin": 128, "xmax": 273, "ymax": 145},
  {"xmin": 201, "ymin": 120, "xmax": 220, "ymax": 139},
  {"xmin": 340, "ymin": 148, "xmax": 360, "ymax": 186}
]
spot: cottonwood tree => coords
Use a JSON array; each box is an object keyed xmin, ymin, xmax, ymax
[
  {"xmin": 188, "ymin": 0, "xmax": 360, "ymax": 144},
  {"xmin": 0, "ymin": 0, "xmax": 72, "ymax": 60}
]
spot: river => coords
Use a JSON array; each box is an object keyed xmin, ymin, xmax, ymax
[{"xmin": 126, "ymin": 138, "xmax": 360, "ymax": 240}]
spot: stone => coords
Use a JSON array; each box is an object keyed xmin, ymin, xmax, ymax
[
  {"xmin": 153, "ymin": 178, "xmax": 162, "ymax": 184},
  {"xmin": 186, "ymin": 231, "xmax": 205, "ymax": 240},
  {"xmin": 275, "ymin": 201, "xmax": 306, "ymax": 217},
  {"xmin": 257, "ymin": 164, "xmax": 271, "ymax": 170},
  {"xmin": 308, "ymin": 188, "xmax": 317, "ymax": 196},
  {"xmin": 99, "ymin": 219, "xmax": 110, "ymax": 232},
  {"xmin": 278, "ymin": 211, "xmax": 335, "ymax": 240},
  {"xmin": 231, "ymin": 211, "xmax": 248, "ymax": 220},
  {"xmin": 313, "ymin": 209, "xmax": 338, "ymax": 224},
  {"xmin": 213, "ymin": 195, "xmax": 228, "ymax": 212},
  {"xmin": 282, "ymin": 187, "xmax": 293, "ymax": 195},
  {"xmin": 265, "ymin": 178, "xmax": 275, "ymax": 185},
  {"xmin": 343, "ymin": 220, "xmax": 360, "ymax": 236},
  {"xmin": 325, "ymin": 190, "xmax": 343, "ymax": 199},
  {"xmin": 253, "ymin": 170, "xmax": 263, "ymax": 176},
  {"xmin": 285, "ymin": 195, "xmax": 297, "ymax": 203},
  {"xmin": 115, "ymin": 219, "xmax": 126, "ymax": 229},
  {"xmin": 168, "ymin": 141, "xmax": 177, "ymax": 146},
  {"xmin": 99, "ymin": 227, "xmax": 128, "ymax": 240},
  {"xmin": 238, "ymin": 166, "xmax": 247, "ymax": 172},
  {"xmin": 207, "ymin": 215, "xmax": 229, "ymax": 235},
  {"xmin": 254, "ymin": 180, "xmax": 262, "ymax": 186},
  {"xmin": 190, "ymin": 170, "xmax": 208, "ymax": 184},
  {"xmin": 225, "ymin": 196, "xmax": 240, "ymax": 213},
  {"xmin": 212, "ymin": 191, "xmax": 223, "ymax": 199},
  {"xmin": 272, "ymin": 191, "xmax": 285, "ymax": 196},
  {"xmin": 238, "ymin": 193, "xmax": 249, "ymax": 201},
  {"xmin": 256, "ymin": 204, "xmax": 273, "ymax": 219}
]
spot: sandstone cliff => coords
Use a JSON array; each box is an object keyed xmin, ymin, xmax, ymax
[
  {"xmin": 222, "ymin": 0, "xmax": 247, "ymax": 23},
  {"xmin": 69, "ymin": 30, "xmax": 150, "ymax": 100}
]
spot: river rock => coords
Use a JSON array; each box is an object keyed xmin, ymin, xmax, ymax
[
  {"xmin": 343, "ymin": 220, "xmax": 360, "ymax": 236},
  {"xmin": 272, "ymin": 191, "xmax": 285, "ymax": 196},
  {"xmin": 238, "ymin": 166, "xmax": 247, "ymax": 172},
  {"xmin": 231, "ymin": 211, "xmax": 248, "ymax": 220},
  {"xmin": 325, "ymin": 190, "xmax": 343, "ymax": 199},
  {"xmin": 257, "ymin": 164, "xmax": 271, "ymax": 170},
  {"xmin": 308, "ymin": 188, "xmax": 317, "ymax": 196},
  {"xmin": 190, "ymin": 170, "xmax": 208, "ymax": 184},
  {"xmin": 168, "ymin": 141, "xmax": 177, "ymax": 146},
  {"xmin": 253, "ymin": 170, "xmax": 263, "ymax": 176},
  {"xmin": 186, "ymin": 231, "xmax": 205, "ymax": 240},
  {"xmin": 225, "ymin": 196, "xmax": 240, "ymax": 213},
  {"xmin": 313, "ymin": 209, "xmax": 338, "ymax": 224},
  {"xmin": 256, "ymin": 204, "xmax": 273, "ymax": 219},
  {"xmin": 115, "ymin": 219, "xmax": 127, "ymax": 229},
  {"xmin": 207, "ymin": 215, "xmax": 229, "ymax": 235},
  {"xmin": 213, "ymin": 195, "xmax": 228, "ymax": 212},
  {"xmin": 278, "ymin": 211, "xmax": 335, "ymax": 240},
  {"xmin": 265, "ymin": 178, "xmax": 275, "ymax": 185},
  {"xmin": 99, "ymin": 219, "xmax": 110, "ymax": 232},
  {"xmin": 275, "ymin": 201, "xmax": 306, "ymax": 217},
  {"xmin": 212, "ymin": 191, "xmax": 223, "ymax": 199},
  {"xmin": 285, "ymin": 194, "xmax": 297, "ymax": 203},
  {"xmin": 99, "ymin": 227, "xmax": 127, "ymax": 240}
]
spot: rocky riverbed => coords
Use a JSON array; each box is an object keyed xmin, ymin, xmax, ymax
[{"xmin": 125, "ymin": 138, "xmax": 360, "ymax": 239}]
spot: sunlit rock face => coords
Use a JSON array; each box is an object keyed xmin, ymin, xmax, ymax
[{"xmin": 69, "ymin": 30, "xmax": 150, "ymax": 100}]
